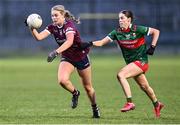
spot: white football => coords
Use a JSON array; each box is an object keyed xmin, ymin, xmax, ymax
[{"xmin": 27, "ymin": 13, "xmax": 42, "ymax": 29}]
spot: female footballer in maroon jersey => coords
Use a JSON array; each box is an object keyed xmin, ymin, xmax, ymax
[
  {"xmin": 81, "ymin": 10, "xmax": 164, "ymax": 118},
  {"xmin": 25, "ymin": 5, "xmax": 100, "ymax": 118}
]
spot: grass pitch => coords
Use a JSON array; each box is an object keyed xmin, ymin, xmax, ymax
[{"xmin": 0, "ymin": 54, "xmax": 180, "ymax": 124}]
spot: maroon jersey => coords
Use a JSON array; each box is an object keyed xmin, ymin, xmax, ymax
[{"xmin": 46, "ymin": 20, "xmax": 89, "ymax": 62}]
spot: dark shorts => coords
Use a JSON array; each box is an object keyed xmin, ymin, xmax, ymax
[{"xmin": 61, "ymin": 55, "xmax": 90, "ymax": 70}]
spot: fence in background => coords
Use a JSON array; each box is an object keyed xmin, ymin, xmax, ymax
[{"xmin": 0, "ymin": 0, "xmax": 180, "ymax": 56}]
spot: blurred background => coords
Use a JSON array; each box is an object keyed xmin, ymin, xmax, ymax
[
  {"xmin": 0, "ymin": 0, "xmax": 180, "ymax": 57},
  {"xmin": 0, "ymin": 1, "xmax": 180, "ymax": 123}
]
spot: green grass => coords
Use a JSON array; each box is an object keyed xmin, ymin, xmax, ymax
[{"xmin": 0, "ymin": 54, "xmax": 180, "ymax": 124}]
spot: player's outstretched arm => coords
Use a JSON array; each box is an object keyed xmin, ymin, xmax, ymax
[
  {"xmin": 80, "ymin": 41, "xmax": 93, "ymax": 49},
  {"xmin": 24, "ymin": 14, "xmax": 49, "ymax": 41},
  {"xmin": 80, "ymin": 37, "xmax": 111, "ymax": 49},
  {"xmin": 92, "ymin": 37, "xmax": 111, "ymax": 46},
  {"xmin": 30, "ymin": 28, "xmax": 50, "ymax": 41}
]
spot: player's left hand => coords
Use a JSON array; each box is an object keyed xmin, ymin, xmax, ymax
[
  {"xmin": 24, "ymin": 18, "xmax": 28, "ymax": 26},
  {"xmin": 146, "ymin": 45, "xmax": 156, "ymax": 55},
  {"xmin": 47, "ymin": 50, "xmax": 58, "ymax": 62},
  {"xmin": 80, "ymin": 41, "xmax": 93, "ymax": 50}
]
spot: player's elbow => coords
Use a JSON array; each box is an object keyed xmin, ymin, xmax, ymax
[
  {"xmin": 151, "ymin": 28, "xmax": 160, "ymax": 36},
  {"xmin": 158, "ymin": 29, "xmax": 160, "ymax": 35},
  {"xmin": 34, "ymin": 36, "xmax": 43, "ymax": 41},
  {"xmin": 35, "ymin": 38, "xmax": 41, "ymax": 41},
  {"xmin": 155, "ymin": 29, "xmax": 160, "ymax": 35}
]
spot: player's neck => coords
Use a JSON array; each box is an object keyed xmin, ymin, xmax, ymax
[
  {"xmin": 57, "ymin": 18, "xmax": 65, "ymax": 27},
  {"xmin": 120, "ymin": 23, "xmax": 132, "ymax": 32}
]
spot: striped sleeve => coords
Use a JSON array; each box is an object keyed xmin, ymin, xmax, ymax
[
  {"xmin": 136, "ymin": 25, "xmax": 150, "ymax": 36},
  {"xmin": 107, "ymin": 30, "xmax": 116, "ymax": 41}
]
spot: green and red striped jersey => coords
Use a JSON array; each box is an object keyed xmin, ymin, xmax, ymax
[{"xmin": 107, "ymin": 24, "xmax": 150, "ymax": 64}]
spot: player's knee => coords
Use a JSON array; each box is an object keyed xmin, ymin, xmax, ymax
[
  {"xmin": 140, "ymin": 85, "xmax": 149, "ymax": 91},
  {"xmin": 58, "ymin": 77, "xmax": 69, "ymax": 86},
  {"xmin": 84, "ymin": 85, "xmax": 94, "ymax": 94},
  {"xmin": 117, "ymin": 72, "xmax": 125, "ymax": 81}
]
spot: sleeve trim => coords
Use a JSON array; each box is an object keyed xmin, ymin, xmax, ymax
[
  {"xmin": 65, "ymin": 31, "xmax": 75, "ymax": 35},
  {"xmin": 147, "ymin": 28, "xmax": 150, "ymax": 36},
  {"xmin": 44, "ymin": 29, "xmax": 51, "ymax": 34},
  {"xmin": 106, "ymin": 36, "xmax": 113, "ymax": 42}
]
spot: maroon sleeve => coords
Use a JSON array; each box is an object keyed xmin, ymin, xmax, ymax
[
  {"xmin": 64, "ymin": 21, "xmax": 76, "ymax": 35},
  {"xmin": 45, "ymin": 24, "xmax": 54, "ymax": 34}
]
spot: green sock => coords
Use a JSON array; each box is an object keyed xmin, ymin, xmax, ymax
[
  {"xmin": 127, "ymin": 97, "xmax": 132, "ymax": 103},
  {"xmin": 153, "ymin": 101, "xmax": 158, "ymax": 107}
]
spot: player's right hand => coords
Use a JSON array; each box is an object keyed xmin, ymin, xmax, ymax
[
  {"xmin": 47, "ymin": 50, "xmax": 58, "ymax": 62},
  {"xmin": 80, "ymin": 41, "xmax": 93, "ymax": 49}
]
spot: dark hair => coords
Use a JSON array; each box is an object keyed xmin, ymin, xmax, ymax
[{"xmin": 120, "ymin": 10, "xmax": 134, "ymax": 22}]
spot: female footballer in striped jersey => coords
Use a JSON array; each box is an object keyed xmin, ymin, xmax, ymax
[
  {"xmin": 81, "ymin": 10, "xmax": 164, "ymax": 118},
  {"xmin": 25, "ymin": 5, "xmax": 100, "ymax": 118}
]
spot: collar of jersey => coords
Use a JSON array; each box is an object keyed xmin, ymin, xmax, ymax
[
  {"xmin": 56, "ymin": 20, "xmax": 67, "ymax": 28},
  {"xmin": 119, "ymin": 24, "xmax": 132, "ymax": 33}
]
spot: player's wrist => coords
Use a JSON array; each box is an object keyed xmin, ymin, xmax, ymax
[
  {"xmin": 89, "ymin": 41, "xmax": 93, "ymax": 46},
  {"xmin": 151, "ymin": 45, "xmax": 156, "ymax": 48},
  {"xmin": 54, "ymin": 50, "xmax": 59, "ymax": 55}
]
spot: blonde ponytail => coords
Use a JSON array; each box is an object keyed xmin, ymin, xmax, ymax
[
  {"xmin": 51, "ymin": 5, "xmax": 80, "ymax": 24},
  {"xmin": 64, "ymin": 10, "xmax": 80, "ymax": 24}
]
